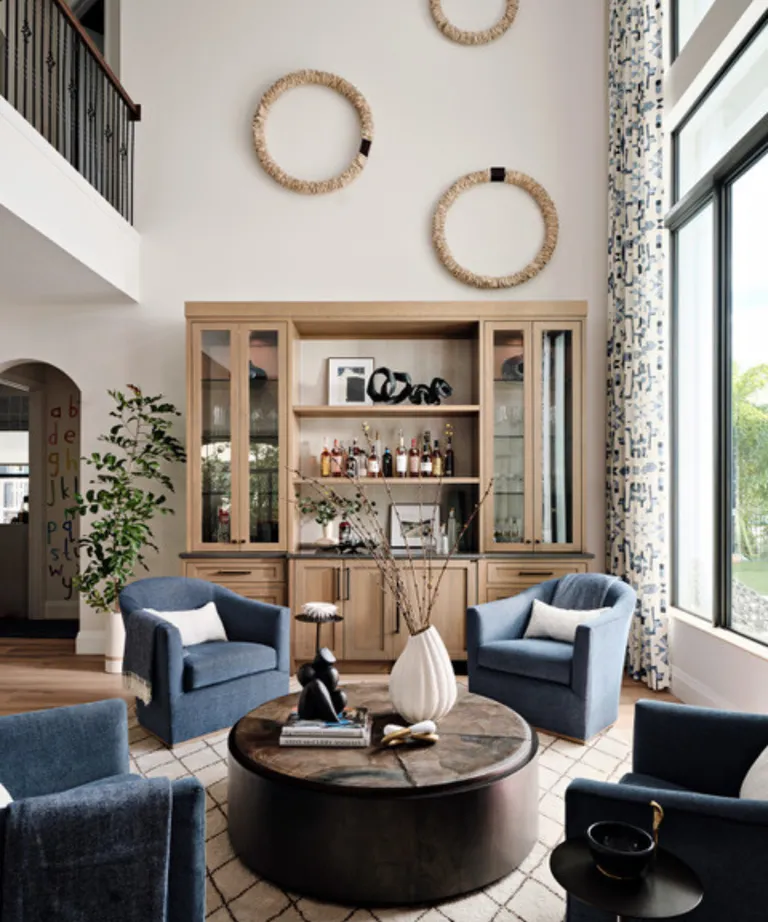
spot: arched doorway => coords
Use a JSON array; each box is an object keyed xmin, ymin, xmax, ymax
[{"xmin": 0, "ymin": 361, "xmax": 81, "ymax": 637}]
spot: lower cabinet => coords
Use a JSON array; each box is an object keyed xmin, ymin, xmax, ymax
[
  {"xmin": 182, "ymin": 558, "xmax": 287, "ymax": 608},
  {"xmin": 291, "ymin": 558, "xmax": 477, "ymax": 663},
  {"xmin": 480, "ymin": 559, "xmax": 589, "ymax": 604}
]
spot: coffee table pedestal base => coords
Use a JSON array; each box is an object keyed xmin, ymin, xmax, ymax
[{"xmin": 228, "ymin": 752, "xmax": 539, "ymax": 905}]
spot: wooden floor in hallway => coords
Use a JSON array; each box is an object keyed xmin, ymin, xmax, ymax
[{"xmin": 0, "ymin": 638, "xmax": 680, "ymax": 730}]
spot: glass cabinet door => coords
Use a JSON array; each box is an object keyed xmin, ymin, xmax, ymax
[
  {"xmin": 198, "ymin": 328, "xmax": 237, "ymax": 546},
  {"xmin": 534, "ymin": 322, "xmax": 582, "ymax": 550},
  {"xmin": 243, "ymin": 328, "xmax": 285, "ymax": 547},
  {"xmin": 487, "ymin": 324, "xmax": 533, "ymax": 549}
]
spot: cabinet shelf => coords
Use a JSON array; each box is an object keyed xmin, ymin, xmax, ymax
[
  {"xmin": 292, "ymin": 405, "xmax": 480, "ymax": 418},
  {"xmin": 293, "ymin": 476, "xmax": 481, "ymax": 486}
]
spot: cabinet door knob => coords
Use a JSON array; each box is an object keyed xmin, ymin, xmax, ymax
[{"xmin": 395, "ymin": 603, "xmax": 401, "ymax": 634}]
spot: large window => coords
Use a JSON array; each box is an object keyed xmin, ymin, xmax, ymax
[
  {"xmin": 673, "ymin": 205, "xmax": 715, "ymax": 620},
  {"xmin": 671, "ymin": 18, "xmax": 768, "ymax": 646},
  {"xmin": 731, "ymin": 151, "xmax": 768, "ymax": 644}
]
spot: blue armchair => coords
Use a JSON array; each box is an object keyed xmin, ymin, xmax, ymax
[
  {"xmin": 565, "ymin": 700, "xmax": 768, "ymax": 921},
  {"xmin": 467, "ymin": 576, "xmax": 636, "ymax": 741},
  {"xmin": 0, "ymin": 699, "xmax": 205, "ymax": 922},
  {"xmin": 120, "ymin": 576, "xmax": 290, "ymax": 745}
]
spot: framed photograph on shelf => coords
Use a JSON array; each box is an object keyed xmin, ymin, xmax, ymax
[
  {"xmin": 390, "ymin": 504, "xmax": 441, "ymax": 549},
  {"xmin": 327, "ymin": 358, "xmax": 374, "ymax": 406}
]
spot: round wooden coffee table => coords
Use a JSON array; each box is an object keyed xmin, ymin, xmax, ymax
[{"xmin": 228, "ymin": 683, "xmax": 539, "ymax": 905}]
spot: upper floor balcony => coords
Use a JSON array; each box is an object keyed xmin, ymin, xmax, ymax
[{"xmin": 0, "ymin": 0, "xmax": 140, "ymax": 303}]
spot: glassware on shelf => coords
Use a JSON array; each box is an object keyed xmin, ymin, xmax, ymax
[
  {"xmin": 492, "ymin": 328, "xmax": 527, "ymax": 544},
  {"xmin": 248, "ymin": 330, "xmax": 280, "ymax": 544}
]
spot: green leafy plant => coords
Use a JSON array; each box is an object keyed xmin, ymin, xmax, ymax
[
  {"xmin": 67, "ymin": 385, "xmax": 186, "ymax": 613},
  {"xmin": 297, "ymin": 494, "xmax": 363, "ymax": 527}
]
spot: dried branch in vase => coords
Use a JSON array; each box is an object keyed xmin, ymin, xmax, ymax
[{"xmin": 291, "ymin": 423, "xmax": 493, "ymax": 637}]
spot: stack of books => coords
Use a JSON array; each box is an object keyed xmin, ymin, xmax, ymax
[{"xmin": 279, "ymin": 707, "xmax": 371, "ymax": 748}]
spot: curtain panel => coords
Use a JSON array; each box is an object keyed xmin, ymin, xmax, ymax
[{"xmin": 606, "ymin": 1, "xmax": 669, "ymax": 690}]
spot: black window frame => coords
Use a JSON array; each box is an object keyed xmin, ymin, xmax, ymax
[{"xmin": 669, "ymin": 104, "xmax": 768, "ymax": 644}]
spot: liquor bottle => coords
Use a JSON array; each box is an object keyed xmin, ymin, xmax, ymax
[
  {"xmin": 374, "ymin": 430, "xmax": 382, "ymax": 464},
  {"xmin": 345, "ymin": 446, "xmax": 356, "ymax": 478},
  {"xmin": 382, "ymin": 447, "xmax": 393, "ymax": 478},
  {"xmin": 320, "ymin": 438, "xmax": 332, "ymax": 477},
  {"xmin": 217, "ymin": 496, "xmax": 231, "ymax": 543},
  {"xmin": 331, "ymin": 438, "xmax": 343, "ymax": 477},
  {"xmin": 444, "ymin": 435, "xmax": 455, "ymax": 478},
  {"xmin": 339, "ymin": 441, "xmax": 348, "ymax": 475},
  {"xmin": 408, "ymin": 438, "xmax": 420, "ymax": 477},
  {"xmin": 420, "ymin": 433, "xmax": 433, "ymax": 477},
  {"xmin": 396, "ymin": 430, "xmax": 408, "ymax": 478},
  {"xmin": 368, "ymin": 443, "xmax": 380, "ymax": 478},
  {"xmin": 431, "ymin": 439, "xmax": 444, "ymax": 478},
  {"xmin": 356, "ymin": 439, "xmax": 368, "ymax": 478}
]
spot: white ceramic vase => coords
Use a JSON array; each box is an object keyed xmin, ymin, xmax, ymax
[
  {"xmin": 389, "ymin": 625, "xmax": 457, "ymax": 724},
  {"xmin": 316, "ymin": 521, "xmax": 337, "ymax": 547}
]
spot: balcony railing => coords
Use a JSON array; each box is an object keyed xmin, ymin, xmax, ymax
[{"xmin": 1, "ymin": 0, "xmax": 141, "ymax": 223}]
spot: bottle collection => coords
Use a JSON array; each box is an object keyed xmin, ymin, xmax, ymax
[{"xmin": 319, "ymin": 429, "xmax": 456, "ymax": 479}]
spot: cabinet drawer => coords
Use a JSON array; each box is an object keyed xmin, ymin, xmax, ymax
[
  {"xmin": 485, "ymin": 561, "xmax": 586, "ymax": 585},
  {"xmin": 184, "ymin": 560, "xmax": 286, "ymax": 584}
]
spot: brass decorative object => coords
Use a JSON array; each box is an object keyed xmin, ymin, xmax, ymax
[
  {"xmin": 651, "ymin": 800, "xmax": 665, "ymax": 845},
  {"xmin": 433, "ymin": 168, "xmax": 559, "ymax": 289},
  {"xmin": 253, "ymin": 69, "xmax": 374, "ymax": 195},
  {"xmin": 429, "ymin": 0, "xmax": 519, "ymax": 46}
]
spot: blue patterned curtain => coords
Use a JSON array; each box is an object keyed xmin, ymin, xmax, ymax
[{"xmin": 606, "ymin": 1, "xmax": 669, "ymax": 689}]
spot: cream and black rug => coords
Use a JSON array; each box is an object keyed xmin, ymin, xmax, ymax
[{"xmin": 128, "ymin": 712, "xmax": 631, "ymax": 922}]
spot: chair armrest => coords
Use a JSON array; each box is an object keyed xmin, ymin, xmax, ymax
[
  {"xmin": 0, "ymin": 699, "xmax": 129, "ymax": 799},
  {"xmin": 466, "ymin": 580, "xmax": 559, "ymax": 671},
  {"xmin": 566, "ymin": 777, "xmax": 768, "ymax": 833},
  {"xmin": 168, "ymin": 777, "xmax": 206, "ymax": 922},
  {"xmin": 632, "ymin": 700, "xmax": 768, "ymax": 796},
  {"xmin": 214, "ymin": 586, "xmax": 290, "ymax": 673},
  {"xmin": 126, "ymin": 609, "xmax": 185, "ymax": 703},
  {"xmin": 571, "ymin": 606, "xmax": 632, "ymax": 698}
]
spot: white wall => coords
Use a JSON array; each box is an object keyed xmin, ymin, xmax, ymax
[{"xmin": 0, "ymin": 0, "xmax": 609, "ymax": 652}]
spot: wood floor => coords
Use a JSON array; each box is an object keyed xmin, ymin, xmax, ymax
[{"xmin": 0, "ymin": 639, "xmax": 679, "ymax": 728}]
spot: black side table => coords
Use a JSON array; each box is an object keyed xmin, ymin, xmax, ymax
[{"xmin": 550, "ymin": 839, "xmax": 703, "ymax": 921}]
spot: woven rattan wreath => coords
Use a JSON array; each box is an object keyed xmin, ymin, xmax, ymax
[
  {"xmin": 252, "ymin": 70, "xmax": 373, "ymax": 195},
  {"xmin": 429, "ymin": 0, "xmax": 519, "ymax": 45},
  {"xmin": 433, "ymin": 168, "xmax": 558, "ymax": 289}
]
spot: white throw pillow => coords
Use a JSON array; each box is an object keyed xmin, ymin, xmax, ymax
[
  {"xmin": 740, "ymin": 746, "xmax": 768, "ymax": 799},
  {"xmin": 0, "ymin": 783, "xmax": 12, "ymax": 808},
  {"xmin": 523, "ymin": 599, "xmax": 609, "ymax": 644},
  {"xmin": 146, "ymin": 601, "xmax": 227, "ymax": 646}
]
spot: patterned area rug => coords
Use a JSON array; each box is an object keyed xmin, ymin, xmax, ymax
[{"xmin": 127, "ymin": 711, "xmax": 632, "ymax": 922}]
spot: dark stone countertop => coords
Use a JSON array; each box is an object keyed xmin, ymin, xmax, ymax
[{"xmin": 180, "ymin": 550, "xmax": 596, "ymax": 560}]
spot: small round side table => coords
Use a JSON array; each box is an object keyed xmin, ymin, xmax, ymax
[{"xmin": 550, "ymin": 839, "xmax": 703, "ymax": 922}]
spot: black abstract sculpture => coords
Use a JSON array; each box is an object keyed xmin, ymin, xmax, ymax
[
  {"xmin": 366, "ymin": 367, "xmax": 453, "ymax": 406},
  {"xmin": 296, "ymin": 648, "xmax": 348, "ymax": 722}
]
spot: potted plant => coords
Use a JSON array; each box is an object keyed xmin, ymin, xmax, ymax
[
  {"xmin": 297, "ymin": 495, "xmax": 362, "ymax": 546},
  {"xmin": 294, "ymin": 424, "xmax": 492, "ymax": 723},
  {"xmin": 67, "ymin": 385, "xmax": 186, "ymax": 673}
]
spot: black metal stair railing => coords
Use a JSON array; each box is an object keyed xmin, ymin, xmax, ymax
[{"xmin": 0, "ymin": 0, "xmax": 141, "ymax": 223}]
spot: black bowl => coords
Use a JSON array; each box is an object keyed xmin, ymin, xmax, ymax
[{"xmin": 587, "ymin": 821, "xmax": 656, "ymax": 881}]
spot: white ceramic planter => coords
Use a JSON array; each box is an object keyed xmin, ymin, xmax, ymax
[
  {"xmin": 389, "ymin": 625, "xmax": 457, "ymax": 724},
  {"xmin": 105, "ymin": 608, "xmax": 125, "ymax": 674}
]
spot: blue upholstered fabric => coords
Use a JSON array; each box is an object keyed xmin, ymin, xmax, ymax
[
  {"xmin": 183, "ymin": 641, "xmax": 277, "ymax": 691},
  {"xmin": 620, "ymin": 772, "xmax": 690, "ymax": 793},
  {"xmin": 551, "ymin": 572, "xmax": 616, "ymax": 610},
  {"xmin": 478, "ymin": 639, "xmax": 573, "ymax": 685},
  {"xmin": 3, "ymin": 778, "xmax": 172, "ymax": 922},
  {"xmin": 467, "ymin": 575, "xmax": 636, "ymax": 740},
  {"xmin": 566, "ymin": 702, "xmax": 768, "ymax": 922},
  {"xmin": 120, "ymin": 577, "xmax": 290, "ymax": 744},
  {"xmin": 0, "ymin": 700, "xmax": 205, "ymax": 922}
]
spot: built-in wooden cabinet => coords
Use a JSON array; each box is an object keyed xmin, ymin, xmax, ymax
[{"xmin": 184, "ymin": 302, "xmax": 590, "ymax": 665}]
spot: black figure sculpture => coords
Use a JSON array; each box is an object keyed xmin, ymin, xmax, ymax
[
  {"xmin": 366, "ymin": 367, "xmax": 453, "ymax": 406},
  {"xmin": 296, "ymin": 648, "xmax": 348, "ymax": 722}
]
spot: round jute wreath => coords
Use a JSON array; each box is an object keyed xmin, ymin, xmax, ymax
[
  {"xmin": 433, "ymin": 168, "xmax": 559, "ymax": 290},
  {"xmin": 429, "ymin": 0, "xmax": 519, "ymax": 45},
  {"xmin": 252, "ymin": 70, "xmax": 374, "ymax": 195}
]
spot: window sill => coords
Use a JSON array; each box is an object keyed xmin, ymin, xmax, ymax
[{"xmin": 670, "ymin": 607, "xmax": 768, "ymax": 663}]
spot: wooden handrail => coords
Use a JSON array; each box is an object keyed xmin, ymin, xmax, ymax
[{"xmin": 50, "ymin": 0, "xmax": 141, "ymax": 121}]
